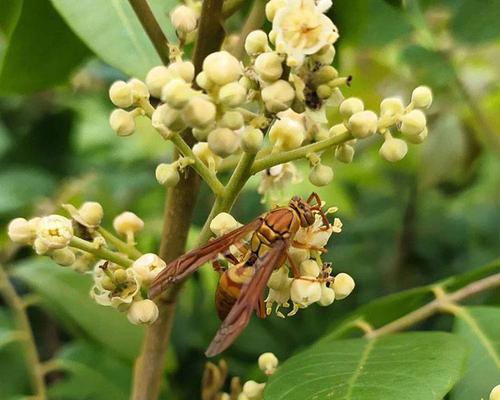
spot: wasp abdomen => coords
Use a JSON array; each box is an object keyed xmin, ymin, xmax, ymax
[{"xmin": 215, "ymin": 266, "xmax": 254, "ymax": 320}]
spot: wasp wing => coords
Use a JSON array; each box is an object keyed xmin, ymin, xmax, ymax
[
  {"xmin": 205, "ymin": 240, "xmax": 288, "ymax": 357},
  {"xmin": 149, "ymin": 218, "xmax": 263, "ymax": 298}
]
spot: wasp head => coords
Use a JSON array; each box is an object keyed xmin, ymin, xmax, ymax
[{"xmin": 289, "ymin": 196, "xmax": 316, "ymax": 227}]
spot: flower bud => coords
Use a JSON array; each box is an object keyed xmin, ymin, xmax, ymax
[
  {"xmin": 311, "ymin": 65, "xmax": 338, "ymax": 87},
  {"xmin": 77, "ymin": 202, "xmax": 104, "ymax": 228},
  {"xmin": 312, "ymin": 44, "xmax": 336, "ymax": 64},
  {"xmin": 168, "ymin": 61, "xmax": 195, "ymax": 83},
  {"xmin": 291, "ymin": 278, "xmax": 321, "ymax": 307},
  {"xmin": 242, "ymin": 381, "xmax": 265, "ymax": 399},
  {"xmin": 267, "ymin": 267, "xmax": 289, "ymax": 291},
  {"xmin": 329, "ymin": 123, "xmax": 348, "ymax": 137},
  {"xmin": 265, "ymin": 0, "xmax": 286, "ymax": 21},
  {"xmin": 400, "ymin": 109, "xmax": 426, "ymax": 136},
  {"xmin": 210, "ymin": 212, "xmax": 240, "ymax": 237},
  {"xmin": 161, "ymin": 79, "xmax": 192, "ymax": 109},
  {"xmin": 299, "ymin": 260, "xmax": 320, "ymax": 277},
  {"xmin": 51, "ymin": 248, "xmax": 76, "ymax": 267},
  {"xmin": 182, "ymin": 96, "xmax": 216, "ymax": 129},
  {"xmin": 128, "ymin": 78, "xmax": 149, "ymax": 101},
  {"xmin": 255, "ymin": 52, "xmax": 283, "ymax": 82},
  {"xmin": 348, "ymin": 110, "xmax": 378, "ymax": 138},
  {"xmin": 152, "ymin": 104, "xmax": 185, "ymax": 137},
  {"xmin": 155, "ymin": 163, "xmax": 180, "ymax": 187},
  {"xmin": 258, "ymin": 352, "xmax": 279, "ymax": 376},
  {"xmin": 405, "ymin": 127, "xmax": 428, "ymax": 144},
  {"xmin": 333, "ymin": 272, "xmax": 355, "ymax": 300},
  {"xmin": 8, "ymin": 218, "xmax": 36, "ymax": 244},
  {"xmin": 261, "ymin": 80, "xmax": 295, "ymax": 113},
  {"xmin": 192, "ymin": 142, "xmax": 222, "ymax": 170},
  {"xmin": 411, "ymin": 86, "xmax": 433, "ymax": 109},
  {"xmin": 192, "ymin": 127, "xmax": 211, "ymax": 142},
  {"xmin": 132, "ymin": 253, "xmax": 166, "ymax": 283},
  {"xmin": 127, "ymin": 299, "xmax": 159, "ymax": 325},
  {"xmin": 241, "ymin": 127, "xmax": 264, "ymax": 153},
  {"xmin": 339, "ymin": 97, "xmax": 364, "ymax": 118},
  {"xmin": 490, "ymin": 385, "xmax": 500, "ymax": 400},
  {"xmin": 245, "ymin": 30, "xmax": 269, "ymax": 55},
  {"xmin": 207, "ymin": 128, "xmax": 240, "ymax": 157},
  {"xmin": 317, "ymin": 84, "xmax": 332, "ymax": 99},
  {"xmin": 203, "ymin": 51, "xmax": 242, "ymax": 86},
  {"xmin": 170, "ymin": 5, "xmax": 198, "ymax": 35},
  {"xmin": 195, "ymin": 71, "xmax": 215, "ymax": 90},
  {"xmin": 35, "ymin": 215, "xmax": 73, "ymax": 254},
  {"xmin": 318, "ymin": 283, "xmax": 335, "ymax": 306},
  {"xmin": 335, "ymin": 144, "xmax": 355, "ymax": 163},
  {"xmin": 269, "ymin": 118, "xmax": 304, "ymax": 150},
  {"xmin": 380, "ymin": 97, "xmax": 404, "ymax": 117},
  {"xmin": 218, "ymin": 82, "xmax": 247, "ymax": 107},
  {"xmin": 379, "ymin": 137, "xmax": 408, "ymax": 162},
  {"xmin": 113, "ymin": 212, "xmax": 144, "ymax": 235},
  {"xmin": 109, "ymin": 81, "xmax": 133, "ymax": 108},
  {"xmin": 220, "ymin": 111, "xmax": 244, "ymax": 130},
  {"xmin": 146, "ymin": 66, "xmax": 171, "ymax": 98},
  {"xmin": 109, "ymin": 109, "xmax": 135, "ymax": 136},
  {"xmin": 309, "ymin": 164, "xmax": 334, "ymax": 186}
]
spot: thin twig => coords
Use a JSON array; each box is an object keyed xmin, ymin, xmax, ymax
[
  {"xmin": 366, "ymin": 273, "xmax": 500, "ymax": 339},
  {"xmin": 0, "ymin": 265, "xmax": 46, "ymax": 399},
  {"xmin": 129, "ymin": 0, "xmax": 170, "ymax": 65}
]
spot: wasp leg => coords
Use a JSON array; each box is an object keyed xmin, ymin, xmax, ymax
[
  {"xmin": 256, "ymin": 292, "xmax": 267, "ymax": 319},
  {"xmin": 291, "ymin": 240, "xmax": 327, "ymax": 253},
  {"xmin": 286, "ymin": 252, "xmax": 301, "ymax": 278}
]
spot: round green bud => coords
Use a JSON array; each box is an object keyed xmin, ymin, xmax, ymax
[
  {"xmin": 152, "ymin": 104, "xmax": 185, "ymax": 136},
  {"xmin": 170, "ymin": 5, "xmax": 198, "ymax": 35},
  {"xmin": 192, "ymin": 127, "xmax": 211, "ymax": 142},
  {"xmin": 404, "ymin": 127, "xmax": 428, "ymax": 144},
  {"xmin": 317, "ymin": 84, "xmax": 332, "ymax": 99},
  {"xmin": 109, "ymin": 81, "xmax": 133, "ymax": 108},
  {"xmin": 207, "ymin": 128, "xmax": 240, "ymax": 157},
  {"xmin": 241, "ymin": 127, "xmax": 264, "ymax": 153},
  {"xmin": 269, "ymin": 118, "xmax": 304, "ymax": 150},
  {"xmin": 311, "ymin": 65, "xmax": 338, "ymax": 87},
  {"xmin": 339, "ymin": 97, "xmax": 364, "ymax": 118},
  {"xmin": 335, "ymin": 144, "xmax": 355, "ymax": 163},
  {"xmin": 318, "ymin": 283, "xmax": 336, "ymax": 306},
  {"xmin": 109, "ymin": 109, "xmax": 135, "ymax": 136},
  {"xmin": 254, "ymin": 52, "xmax": 283, "ymax": 82},
  {"xmin": 379, "ymin": 137, "xmax": 408, "ymax": 162},
  {"xmin": 127, "ymin": 78, "xmax": 149, "ymax": 101},
  {"xmin": 400, "ymin": 109, "xmax": 426, "ymax": 136},
  {"xmin": 161, "ymin": 79, "xmax": 193, "ymax": 109},
  {"xmin": 312, "ymin": 44, "xmax": 336, "ymax": 64},
  {"xmin": 309, "ymin": 164, "xmax": 334, "ymax": 186},
  {"xmin": 51, "ymin": 248, "xmax": 76, "ymax": 267},
  {"xmin": 218, "ymin": 82, "xmax": 247, "ymax": 107},
  {"xmin": 168, "ymin": 61, "xmax": 195, "ymax": 83},
  {"xmin": 146, "ymin": 66, "xmax": 172, "ymax": 98},
  {"xmin": 182, "ymin": 96, "xmax": 216, "ymax": 129},
  {"xmin": 261, "ymin": 80, "xmax": 295, "ymax": 113},
  {"xmin": 203, "ymin": 51, "xmax": 242, "ymax": 86},
  {"xmin": 380, "ymin": 97, "xmax": 404, "ymax": 117},
  {"xmin": 245, "ymin": 30, "xmax": 269, "ymax": 56},
  {"xmin": 195, "ymin": 71, "xmax": 215, "ymax": 90},
  {"xmin": 220, "ymin": 111, "xmax": 244, "ymax": 130},
  {"xmin": 333, "ymin": 273, "xmax": 355, "ymax": 300},
  {"xmin": 411, "ymin": 86, "xmax": 433, "ymax": 109},
  {"xmin": 155, "ymin": 163, "xmax": 180, "ymax": 187},
  {"xmin": 348, "ymin": 110, "xmax": 378, "ymax": 138}
]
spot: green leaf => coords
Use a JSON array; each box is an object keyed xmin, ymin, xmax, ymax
[
  {"xmin": 451, "ymin": 0, "xmax": 500, "ymax": 43},
  {"xmin": 451, "ymin": 306, "xmax": 500, "ymax": 400},
  {"xmin": 48, "ymin": 342, "xmax": 131, "ymax": 400},
  {"xmin": 0, "ymin": 0, "xmax": 90, "ymax": 94},
  {"xmin": 12, "ymin": 258, "xmax": 143, "ymax": 362},
  {"xmin": 0, "ymin": 0, "xmax": 22, "ymax": 37},
  {"xmin": 265, "ymin": 332, "xmax": 467, "ymax": 400},
  {"xmin": 50, "ymin": 0, "xmax": 176, "ymax": 78}
]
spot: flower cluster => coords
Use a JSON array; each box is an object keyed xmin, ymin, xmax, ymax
[
  {"xmin": 7, "ymin": 203, "xmax": 166, "ymax": 326},
  {"xmin": 210, "ymin": 203, "xmax": 353, "ymax": 320}
]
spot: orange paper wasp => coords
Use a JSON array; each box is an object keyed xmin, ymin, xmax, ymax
[{"xmin": 149, "ymin": 193, "xmax": 330, "ymax": 357}]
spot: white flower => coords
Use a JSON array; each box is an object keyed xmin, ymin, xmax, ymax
[
  {"xmin": 63, "ymin": 202, "xmax": 103, "ymax": 229},
  {"xmin": 34, "ymin": 215, "xmax": 73, "ymax": 255},
  {"xmin": 272, "ymin": 0, "xmax": 338, "ymax": 67},
  {"xmin": 265, "ymin": 277, "xmax": 292, "ymax": 317},
  {"xmin": 333, "ymin": 272, "xmax": 355, "ymax": 300},
  {"xmin": 290, "ymin": 278, "xmax": 321, "ymax": 307},
  {"xmin": 267, "ymin": 266, "xmax": 290, "ymax": 290},
  {"xmin": 127, "ymin": 299, "xmax": 159, "ymax": 325},
  {"xmin": 210, "ymin": 213, "xmax": 241, "ymax": 237},
  {"xmin": 258, "ymin": 352, "xmax": 279, "ymax": 376},
  {"xmin": 132, "ymin": 253, "xmax": 166, "ymax": 284},
  {"xmin": 8, "ymin": 217, "xmax": 38, "ymax": 244},
  {"xmin": 257, "ymin": 162, "xmax": 301, "ymax": 204},
  {"xmin": 91, "ymin": 262, "xmax": 141, "ymax": 310}
]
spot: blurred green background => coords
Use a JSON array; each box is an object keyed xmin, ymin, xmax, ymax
[{"xmin": 0, "ymin": 0, "xmax": 499, "ymax": 399}]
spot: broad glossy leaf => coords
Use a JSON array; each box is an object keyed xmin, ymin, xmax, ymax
[
  {"xmin": 451, "ymin": 307, "xmax": 500, "ymax": 400},
  {"xmin": 12, "ymin": 258, "xmax": 143, "ymax": 361},
  {"xmin": 265, "ymin": 332, "xmax": 466, "ymax": 400},
  {"xmin": 451, "ymin": 0, "xmax": 500, "ymax": 43},
  {"xmin": 0, "ymin": 0, "xmax": 22, "ymax": 37},
  {"xmin": 51, "ymin": 0, "xmax": 176, "ymax": 78},
  {"xmin": 0, "ymin": 0, "xmax": 90, "ymax": 94}
]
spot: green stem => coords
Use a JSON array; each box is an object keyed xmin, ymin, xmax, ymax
[
  {"xmin": 170, "ymin": 133, "xmax": 225, "ymax": 196},
  {"xmin": 69, "ymin": 237, "xmax": 133, "ymax": 267},
  {"xmin": 97, "ymin": 227, "xmax": 142, "ymax": 260},
  {"xmin": 251, "ymin": 131, "xmax": 353, "ymax": 174},
  {"xmin": 128, "ymin": 0, "xmax": 170, "ymax": 65},
  {"xmin": 0, "ymin": 264, "xmax": 46, "ymax": 399}
]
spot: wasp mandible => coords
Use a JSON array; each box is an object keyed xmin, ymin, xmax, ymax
[{"xmin": 149, "ymin": 193, "xmax": 330, "ymax": 357}]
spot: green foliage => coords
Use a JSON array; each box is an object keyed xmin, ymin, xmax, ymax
[
  {"xmin": 50, "ymin": 0, "xmax": 177, "ymax": 78},
  {"xmin": 0, "ymin": 0, "xmax": 90, "ymax": 94},
  {"xmin": 265, "ymin": 332, "xmax": 467, "ymax": 400},
  {"xmin": 451, "ymin": 0, "xmax": 500, "ymax": 43},
  {"xmin": 12, "ymin": 258, "xmax": 144, "ymax": 361},
  {"xmin": 0, "ymin": 0, "xmax": 22, "ymax": 38},
  {"xmin": 451, "ymin": 307, "xmax": 500, "ymax": 400}
]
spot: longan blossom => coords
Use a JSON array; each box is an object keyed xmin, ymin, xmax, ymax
[
  {"xmin": 257, "ymin": 163, "xmax": 302, "ymax": 204},
  {"xmin": 271, "ymin": 0, "xmax": 338, "ymax": 67}
]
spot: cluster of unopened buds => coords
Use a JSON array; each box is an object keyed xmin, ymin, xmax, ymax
[
  {"xmin": 106, "ymin": 0, "xmax": 433, "ymax": 204},
  {"xmin": 210, "ymin": 203, "xmax": 354, "ymax": 319},
  {"xmin": 7, "ymin": 203, "xmax": 167, "ymax": 326}
]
